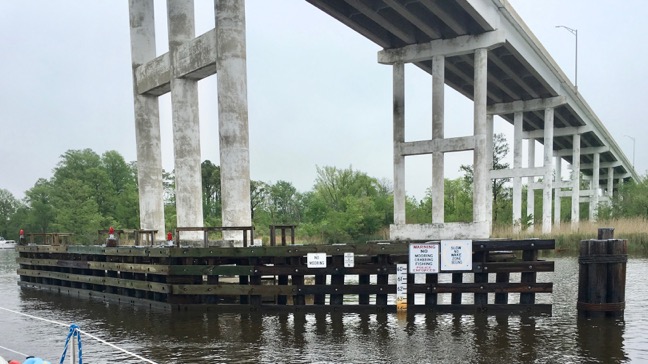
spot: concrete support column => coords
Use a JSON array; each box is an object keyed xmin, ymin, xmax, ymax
[
  {"xmin": 216, "ymin": 0, "xmax": 252, "ymax": 243},
  {"xmin": 472, "ymin": 48, "xmax": 489, "ymax": 225},
  {"xmin": 485, "ymin": 114, "xmax": 494, "ymax": 227},
  {"xmin": 607, "ymin": 167, "xmax": 614, "ymax": 199},
  {"xmin": 393, "ymin": 63, "xmax": 406, "ymax": 225},
  {"xmin": 431, "ymin": 55, "xmax": 444, "ymax": 223},
  {"xmin": 527, "ymin": 139, "xmax": 535, "ymax": 232},
  {"xmin": 554, "ymin": 157, "xmax": 562, "ymax": 227},
  {"xmin": 542, "ymin": 107, "xmax": 554, "ymax": 234},
  {"xmin": 590, "ymin": 152, "xmax": 600, "ymax": 221},
  {"xmin": 571, "ymin": 134, "xmax": 581, "ymax": 231},
  {"xmin": 512, "ymin": 112, "xmax": 523, "ymax": 233},
  {"xmin": 129, "ymin": 0, "xmax": 165, "ymax": 241},
  {"xmin": 168, "ymin": 0, "xmax": 204, "ymax": 240}
]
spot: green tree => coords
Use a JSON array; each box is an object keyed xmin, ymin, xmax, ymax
[
  {"xmin": 201, "ymin": 160, "xmax": 221, "ymax": 221},
  {"xmin": 303, "ymin": 166, "xmax": 388, "ymax": 243},
  {"xmin": 24, "ymin": 179, "xmax": 55, "ymax": 233},
  {"xmin": 460, "ymin": 133, "xmax": 511, "ymax": 222},
  {"xmin": 267, "ymin": 180, "xmax": 303, "ymax": 224},
  {"xmin": 0, "ymin": 188, "xmax": 21, "ymax": 238}
]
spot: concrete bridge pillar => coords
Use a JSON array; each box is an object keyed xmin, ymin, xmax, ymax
[
  {"xmin": 527, "ymin": 139, "xmax": 535, "ymax": 232},
  {"xmin": 473, "ymin": 48, "xmax": 489, "ymax": 226},
  {"xmin": 393, "ymin": 63, "xmax": 406, "ymax": 225},
  {"xmin": 571, "ymin": 133, "xmax": 581, "ymax": 231},
  {"xmin": 431, "ymin": 55, "xmax": 445, "ymax": 224},
  {"xmin": 512, "ymin": 112, "xmax": 523, "ymax": 233},
  {"xmin": 383, "ymin": 38, "xmax": 497, "ymax": 239},
  {"xmin": 216, "ymin": 0, "xmax": 252, "ymax": 244},
  {"xmin": 542, "ymin": 107, "xmax": 554, "ymax": 234},
  {"xmin": 554, "ymin": 156, "xmax": 562, "ymax": 227},
  {"xmin": 168, "ymin": 0, "xmax": 204, "ymax": 241},
  {"xmin": 589, "ymin": 152, "xmax": 600, "ymax": 222},
  {"xmin": 607, "ymin": 167, "xmax": 615, "ymax": 199},
  {"xmin": 128, "ymin": 0, "xmax": 165, "ymax": 241}
]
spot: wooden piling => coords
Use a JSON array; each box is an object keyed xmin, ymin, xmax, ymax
[{"xmin": 577, "ymin": 228, "xmax": 627, "ymax": 318}]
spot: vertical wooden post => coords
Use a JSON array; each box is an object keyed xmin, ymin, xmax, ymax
[
  {"xmin": 376, "ymin": 255, "xmax": 388, "ymax": 306},
  {"xmin": 474, "ymin": 251, "xmax": 488, "ymax": 307},
  {"xmin": 426, "ymin": 272, "xmax": 438, "ymax": 306},
  {"xmin": 520, "ymin": 249, "xmax": 537, "ymax": 304},
  {"xmin": 359, "ymin": 274, "xmax": 370, "ymax": 305},
  {"xmin": 451, "ymin": 273, "xmax": 462, "ymax": 304},
  {"xmin": 578, "ymin": 228, "xmax": 627, "ymax": 318},
  {"xmin": 330, "ymin": 255, "xmax": 344, "ymax": 305}
]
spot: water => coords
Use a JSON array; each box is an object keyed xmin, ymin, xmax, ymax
[{"xmin": 1, "ymin": 249, "xmax": 646, "ymax": 363}]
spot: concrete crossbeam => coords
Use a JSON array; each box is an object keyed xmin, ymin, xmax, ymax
[
  {"xmin": 135, "ymin": 29, "xmax": 217, "ymax": 96},
  {"xmin": 579, "ymin": 161, "xmax": 620, "ymax": 170},
  {"xmin": 390, "ymin": 222, "xmax": 490, "ymax": 240},
  {"xmin": 529, "ymin": 181, "xmax": 571, "ymax": 190},
  {"xmin": 555, "ymin": 146, "xmax": 608, "ymax": 157},
  {"xmin": 398, "ymin": 136, "xmax": 475, "ymax": 156},
  {"xmin": 135, "ymin": 54, "xmax": 170, "ymax": 96},
  {"xmin": 487, "ymin": 96, "xmax": 566, "ymax": 115},
  {"xmin": 378, "ymin": 30, "xmax": 505, "ymax": 64},
  {"xmin": 491, "ymin": 166, "xmax": 547, "ymax": 179},
  {"xmin": 559, "ymin": 189, "xmax": 593, "ymax": 198},
  {"xmin": 523, "ymin": 125, "xmax": 591, "ymax": 139}
]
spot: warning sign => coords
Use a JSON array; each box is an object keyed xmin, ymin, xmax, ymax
[
  {"xmin": 307, "ymin": 253, "xmax": 327, "ymax": 268},
  {"xmin": 408, "ymin": 242, "xmax": 439, "ymax": 274},
  {"xmin": 344, "ymin": 252, "xmax": 354, "ymax": 268},
  {"xmin": 440, "ymin": 240, "xmax": 472, "ymax": 271}
]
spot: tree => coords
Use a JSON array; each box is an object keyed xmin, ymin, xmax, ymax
[
  {"xmin": 0, "ymin": 188, "xmax": 21, "ymax": 238},
  {"xmin": 201, "ymin": 160, "xmax": 221, "ymax": 220},
  {"xmin": 267, "ymin": 180, "xmax": 303, "ymax": 224},
  {"xmin": 303, "ymin": 166, "xmax": 388, "ymax": 243},
  {"xmin": 460, "ymin": 133, "xmax": 511, "ymax": 222},
  {"xmin": 24, "ymin": 179, "xmax": 55, "ymax": 233}
]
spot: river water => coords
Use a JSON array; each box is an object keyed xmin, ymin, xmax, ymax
[{"xmin": 0, "ymin": 249, "xmax": 646, "ymax": 363}]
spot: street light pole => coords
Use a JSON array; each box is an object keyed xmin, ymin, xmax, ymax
[
  {"xmin": 556, "ymin": 25, "xmax": 578, "ymax": 90},
  {"xmin": 624, "ymin": 135, "xmax": 636, "ymax": 168}
]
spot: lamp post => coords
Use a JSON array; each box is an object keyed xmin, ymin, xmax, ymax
[
  {"xmin": 556, "ymin": 25, "xmax": 578, "ymax": 90},
  {"xmin": 624, "ymin": 135, "xmax": 636, "ymax": 168}
]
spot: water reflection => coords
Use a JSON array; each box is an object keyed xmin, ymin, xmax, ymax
[
  {"xmin": 577, "ymin": 317, "xmax": 627, "ymax": 363},
  {"xmin": 0, "ymin": 251, "xmax": 638, "ymax": 363}
]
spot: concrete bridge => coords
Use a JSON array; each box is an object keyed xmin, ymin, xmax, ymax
[{"xmin": 129, "ymin": 0, "xmax": 638, "ymax": 242}]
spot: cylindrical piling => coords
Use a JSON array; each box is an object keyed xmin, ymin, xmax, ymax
[{"xmin": 577, "ymin": 228, "xmax": 627, "ymax": 318}]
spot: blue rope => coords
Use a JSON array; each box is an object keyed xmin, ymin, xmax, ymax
[{"xmin": 59, "ymin": 324, "xmax": 83, "ymax": 364}]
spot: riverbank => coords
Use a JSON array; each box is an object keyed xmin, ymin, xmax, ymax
[{"xmin": 493, "ymin": 217, "xmax": 648, "ymax": 254}]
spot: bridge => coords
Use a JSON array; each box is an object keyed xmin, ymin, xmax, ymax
[{"xmin": 129, "ymin": 0, "xmax": 638, "ymax": 242}]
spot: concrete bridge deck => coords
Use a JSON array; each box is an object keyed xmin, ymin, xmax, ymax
[
  {"xmin": 129, "ymin": 0, "xmax": 637, "ymax": 240},
  {"xmin": 307, "ymin": 0, "xmax": 638, "ymax": 186}
]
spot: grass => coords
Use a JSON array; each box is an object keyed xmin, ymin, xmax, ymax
[{"xmin": 492, "ymin": 217, "xmax": 648, "ymax": 254}]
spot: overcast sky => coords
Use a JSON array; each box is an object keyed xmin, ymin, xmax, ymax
[{"xmin": 1, "ymin": 0, "xmax": 646, "ymax": 201}]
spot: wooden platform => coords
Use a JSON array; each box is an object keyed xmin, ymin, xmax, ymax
[{"xmin": 16, "ymin": 239, "xmax": 554, "ymax": 315}]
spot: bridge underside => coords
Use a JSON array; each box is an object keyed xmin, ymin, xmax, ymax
[
  {"xmin": 309, "ymin": 0, "xmax": 637, "ymax": 238},
  {"xmin": 129, "ymin": 0, "xmax": 637, "ymax": 241}
]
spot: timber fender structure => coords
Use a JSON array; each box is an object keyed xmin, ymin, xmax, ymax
[{"xmin": 16, "ymin": 239, "xmax": 554, "ymax": 315}]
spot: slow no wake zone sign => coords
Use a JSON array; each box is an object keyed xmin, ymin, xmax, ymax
[{"xmin": 408, "ymin": 242, "xmax": 439, "ymax": 274}]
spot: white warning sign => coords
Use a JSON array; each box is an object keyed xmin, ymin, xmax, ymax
[
  {"xmin": 409, "ymin": 242, "xmax": 439, "ymax": 274},
  {"xmin": 307, "ymin": 253, "xmax": 327, "ymax": 268},
  {"xmin": 440, "ymin": 240, "xmax": 472, "ymax": 271},
  {"xmin": 344, "ymin": 252, "xmax": 354, "ymax": 268}
]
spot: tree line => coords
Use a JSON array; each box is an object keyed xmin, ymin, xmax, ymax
[{"xmin": 1, "ymin": 143, "xmax": 646, "ymax": 244}]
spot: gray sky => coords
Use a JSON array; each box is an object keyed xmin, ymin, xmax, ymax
[{"xmin": 1, "ymin": 0, "xmax": 646, "ymax": 201}]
